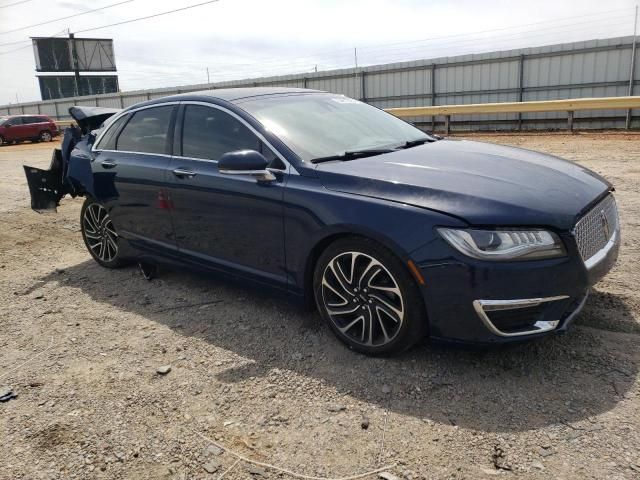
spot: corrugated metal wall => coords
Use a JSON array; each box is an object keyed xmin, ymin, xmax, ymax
[{"xmin": 1, "ymin": 35, "xmax": 638, "ymax": 131}]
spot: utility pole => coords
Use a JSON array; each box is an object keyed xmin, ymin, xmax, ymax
[
  {"xmin": 206, "ymin": 67, "xmax": 210, "ymax": 84},
  {"xmin": 626, "ymin": 5, "xmax": 638, "ymax": 129},
  {"xmin": 354, "ymin": 47, "xmax": 359, "ymax": 99},
  {"xmin": 69, "ymin": 32, "xmax": 81, "ymax": 97}
]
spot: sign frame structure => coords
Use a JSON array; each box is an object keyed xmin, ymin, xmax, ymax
[{"xmin": 32, "ymin": 37, "xmax": 117, "ymax": 73}]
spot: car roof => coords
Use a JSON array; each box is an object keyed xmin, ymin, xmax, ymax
[
  {"xmin": 125, "ymin": 87, "xmax": 327, "ymax": 112},
  {"xmin": 119, "ymin": 87, "xmax": 331, "ymax": 114},
  {"xmin": 175, "ymin": 87, "xmax": 324, "ymax": 102}
]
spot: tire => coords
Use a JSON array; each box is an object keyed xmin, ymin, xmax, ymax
[
  {"xmin": 0, "ymin": 135, "xmax": 5, "ymax": 146},
  {"xmin": 313, "ymin": 237, "xmax": 427, "ymax": 355},
  {"xmin": 80, "ymin": 198, "xmax": 124, "ymax": 268},
  {"xmin": 39, "ymin": 130, "xmax": 52, "ymax": 142}
]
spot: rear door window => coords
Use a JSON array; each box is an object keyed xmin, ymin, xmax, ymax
[{"xmin": 116, "ymin": 106, "xmax": 174, "ymax": 155}]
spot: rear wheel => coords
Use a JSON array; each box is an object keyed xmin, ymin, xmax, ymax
[
  {"xmin": 0, "ymin": 135, "xmax": 5, "ymax": 146},
  {"xmin": 39, "ymin": 130, "xmax": 52, "ymax": 142},
  {"xmin": 313, "ymin": 237, "xmax": 427, "ymax": 355},
  {"xmin": 80, "ymin": 198, "xmax": 123, "ymax": 268}
]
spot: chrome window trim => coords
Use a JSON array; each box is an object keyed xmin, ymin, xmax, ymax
[
  {"xmin": 92, "ymin": 100, "xmax": 296, "ymax": 174},
  {"xmin": 92, "ymin": 149, "xmax": 173, "ymax": 158},
  {"xmin": 473, "ymin": 295, "xmax": 569, "ymax": 337}
]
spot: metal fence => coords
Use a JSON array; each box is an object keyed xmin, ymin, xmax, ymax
[{"xmin": 1, "ymin": 35, "xmax": 638, "ymax": 132}]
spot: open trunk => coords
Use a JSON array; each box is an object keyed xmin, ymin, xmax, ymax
[{"xmin": 23, "ymin": 106, "xmax": 120, "ymax": 211}]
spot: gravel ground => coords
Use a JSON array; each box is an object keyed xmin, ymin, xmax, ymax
[{"xmin": 1, "ymin": 133, "xmax": 639, "ymax": 480}]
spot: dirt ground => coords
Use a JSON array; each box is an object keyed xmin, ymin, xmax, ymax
[{"xmin": 1, "ymin": 133, "xmax": 639, "ymax": 480}]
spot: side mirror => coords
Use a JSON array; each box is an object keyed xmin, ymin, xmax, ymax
[
  {"xmin": 218, "ymin": 149, "xmax": 275, "ymax": 182},
  {"xmin": 4, "ymin": 123, "xmax": 11, "ymax": 128}
]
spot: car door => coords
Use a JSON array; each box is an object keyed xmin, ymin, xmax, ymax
[
  {"xmin": 26, "ymin": 116, "xmax": 42, "ymax": 138},
  {"xmin": 5, "ymin": 117, "xmax": 25, "ymax": 141},
  {"xmin": 91, "ymin": 104, "xmax": 178, "ymax": 254},
  {"xmin": 167, "ymin": 102, "xmax": 287, "ymax": 286},
  {"xmin": 29, "ymin": 116, "xmax": 46, "ymax": 137}
]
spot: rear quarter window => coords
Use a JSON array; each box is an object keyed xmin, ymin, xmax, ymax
[{"xmin": 95, "ymin": 115, "xmax": 129, "ymax": 151}]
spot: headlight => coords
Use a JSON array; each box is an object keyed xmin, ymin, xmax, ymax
[{"xmin": 437, "ymin": 228, "xmax": 566, "ymax": 260}]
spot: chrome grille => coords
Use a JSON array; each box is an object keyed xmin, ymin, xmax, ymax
[{"xmin": 574, "ymin": 194, "xmax": 619, "ymax": 262}]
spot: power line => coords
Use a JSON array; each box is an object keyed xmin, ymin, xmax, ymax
[
  {"xmin": 0, "ymin": 0, "xmax": 220, "ymax": 46},
  {"xmin": 74, "ymin": 0, "xmax": 221, "ymax": 34},
  {"xmin": 0, "ymin": 28, "xmax": 67, "ymax": 55},
  {"xmin": 0, "ymin": 0, "xmax": 135, "ymax": 35},
  {"xmin": 0, "ymin": 0, "xmax": 34, "ymax": 9}
]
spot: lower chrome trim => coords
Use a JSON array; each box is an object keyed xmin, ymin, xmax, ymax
[
  {"xmin": 473, "ymin": 295, "xmax": 569, "ymax": 337},
  {"xmin": 584, "ymin": 228, "xmax": 619, "ymax": 270}
]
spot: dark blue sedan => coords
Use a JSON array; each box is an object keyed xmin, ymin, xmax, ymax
[{"xmin": 24, "ymin": 88, "xmax": 620, "ymax": 354}]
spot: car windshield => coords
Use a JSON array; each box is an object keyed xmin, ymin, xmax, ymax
[
  {"xmin": 0, "ymin": 117, "xmax": 7, "ymax": 126},
  {"xmin": 239, "ymin": 94, "xmax": 431, "ymax": 162}
]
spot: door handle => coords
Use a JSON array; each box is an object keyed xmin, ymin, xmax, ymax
[
  {"xmin": 101, "ymin": 160, "xmax": 117, "ymax": 169},
  {"xmin": 172, "ymin": 168, "xmax": 197, "ymax": 178}
]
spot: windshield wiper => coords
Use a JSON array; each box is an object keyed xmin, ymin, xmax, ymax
[
  {"xmin": 398, "ymin": 137, "xmax": 436, "ymax": 149},
  {"xmin": 310, "ymin": 148, "xmax": 395, "ymax": 164}
]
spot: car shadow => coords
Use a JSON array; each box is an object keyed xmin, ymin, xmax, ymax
[{"xmin": 39, "ymin": 260, "xmax": 639, "ymax": 433}]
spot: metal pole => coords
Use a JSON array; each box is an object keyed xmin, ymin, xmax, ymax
[
  {"xmin": 206, "ymin": 67, "xmax": 210, "ymax": 84},
  {"xmin": 69, "ymin": 33, "xmax": 82, "ymax": 97},
  {"xmin": 625, "ymin": 5, "xmax": 638, "ymax": 129},
  {"xmin": 517, "ymin": 54, "xmax": 525, "ymax": 130},
  {"xmin": 431, "ymin": 63, "xmax": 436, "ymax": 132},
  {"xmin": 354, "ymin": 47, "xmax": 359, "ymax": 99},
  {"xmin": 361, "ymin": 71, "xmax": 366, "ymax": 102}
]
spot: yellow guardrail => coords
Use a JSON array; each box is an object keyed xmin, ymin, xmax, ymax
[{"xmin": 386, "ymin": 95, "xmax": 640, "ymax": 132}]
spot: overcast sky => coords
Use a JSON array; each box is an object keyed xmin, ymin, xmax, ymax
[{"xmin": 0, "ymin": 0, "xmax": 637, "ymax": 105}]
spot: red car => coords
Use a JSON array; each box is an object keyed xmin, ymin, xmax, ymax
[{"xmin": 0, "ymin": 114, "xmax": 59, "ymax": 145}]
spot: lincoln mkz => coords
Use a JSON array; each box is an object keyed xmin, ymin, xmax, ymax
[{"xmin": 24, "ymin": 88, "xmax": 620, "ymax": 354}]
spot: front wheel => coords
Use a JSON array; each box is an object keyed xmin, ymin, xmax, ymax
[
  {"xmin": 313, "ymin": 237, "xmax": 427, "ymax": 355},
  {"xmin": 80, "ymin": 198, "xmax": 123, "ymax": 268}
]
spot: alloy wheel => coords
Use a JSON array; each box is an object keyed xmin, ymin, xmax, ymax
[
  {"xmin": 83, "ymin": 203, "xmax": 118, "ymax": 262},
  {"xmin": 40, "ymin": 131, "xmax": 52, "ymax": 142},
  {"xmin": 321, "ymin": 251, "xmax": 405, "ymax": 347}
]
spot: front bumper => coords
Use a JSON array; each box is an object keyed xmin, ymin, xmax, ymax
[{"xmin": 414, "ymin": 225, "xmax": 620, "ymax": 344}]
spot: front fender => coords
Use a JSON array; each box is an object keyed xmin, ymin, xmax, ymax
[{"xmin": 283, "ymin": 175, "xmax": 467, "ymax": 295}]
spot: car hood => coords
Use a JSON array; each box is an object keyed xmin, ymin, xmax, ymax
[{"xmin": 315, "ymin": 139, "xmax": 611, "ymax": 231}]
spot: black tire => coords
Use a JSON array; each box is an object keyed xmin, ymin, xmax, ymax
[
  {"xmin": 0, "ymin": 135, "xmax": 5, "ymax": 146},
  {"xmin": 313, "ymin": 237, "xmax": 427, "ymax": 355},
  {"xmin": 39, "ymin": 130, "xmax": 52, "ymax": 142},
  {"xmin": 80, "ymin": 198, "xmax": 124, "ymax": 268}
]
